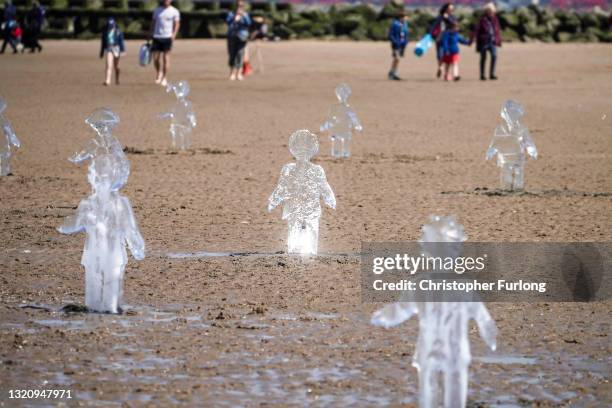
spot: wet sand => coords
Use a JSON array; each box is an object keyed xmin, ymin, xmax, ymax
[{"xmin": 0, "ymin": 40, "xmax": 611, "ymax": 406}]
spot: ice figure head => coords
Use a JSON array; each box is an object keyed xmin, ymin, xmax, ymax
[
  {"xmin": 500, "ymin": 100, "xmax": 524, "ymax": 128},
  {"xmin": 0, "ymin": 97, "xmax": 6, "ymax": 114},
  {"xmin": 335, "ymin": 83, "xmax": 351, "ymax": 104},
  {"xmin": 167, "ymin": 81, "xmax": 190, "ymax": 99},
  {"xmin": 86, "ymin": 108, "xmax": 120, "ymax": 135},
  {"xmin": 289, "ymin": 130, "xmax": 319, "ymax": 161},
  {"xmin": 420, "ymin": 215, "xmax": 466, "ymax": 243},
  {"xmin": 419, "ymin": 215, "xmax": 466, "ymax": 259},
  {"xmin": 88, "ymin": 154, "xmax": 123, "ymax": 195}
]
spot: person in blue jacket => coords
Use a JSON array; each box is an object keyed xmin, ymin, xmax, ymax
[
  {"xmin": 440, "ymin": 21, "xmax": 470, "ymax": 81},
  {"xmin": 388, "ymin": 10, "xmax": 409, "ymax": 81},
  {"xmin": 99, "ymin": 18, "xmax": 125, "ymax": 86},
  {"xmin": 226, "ymin": 0, "xmax": 251, "ymax": 81}
]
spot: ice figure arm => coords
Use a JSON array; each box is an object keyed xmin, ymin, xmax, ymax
[
  {"xmin": 185, "ymin": 101, "xmax": 197, "ymax": 127},
  {"xmin": 348, "ymin": 110, "xmax": 362, "ymax": 132},
  {"xmin": 268, "ymin": 165, "xmax": 291, "ymax": 212},
  {"xmin": 320, "ymin": 118, "xmax": 331, "ymax": 132},
  {"xmin": 486, "ymin": 146, "xmax": 497, "ymax": 161},
  {"xmin": 471, "ymin": 303, "xmax": 498, "ymax": 351},
  {"xmin": 57, "ymin": 201, "xmax": 87, "ymax": 235},
  {"xmin": 189, "ymin": 112, "xmax": 197, "ymax": 128},
  {"xmin": 521, "ymin": 129, "xmax": 537, "ymax": 159},
  {"xmin": 69, "ymin": 139, "xmax": 98, "ymax": 164},
  {"xmin": 4, "ymin": 123, "xmax": 20, "ymax": 148},
  {"xmin": 159, "ymin": 112, "xmax": 174, "ymax": 120},
  {"xmin": 371, "ymin": 302, "xmax": 418, "ymax": 328},
  {"xmin": 120, "ymin": 197, "xmax": 145, "ymax": 261},
  {"xmin": 320, "ymin": 107, "xmax": 335, "ymax": 132},
  {"xmin": 317, "ymin": 167, "xmax": 336, "ymax": 209},
  {"xmin": 487, "ymin": 128, "xmax": 503, "ymax": 161}
]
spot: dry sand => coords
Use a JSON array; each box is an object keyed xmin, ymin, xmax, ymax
[{"xmin": 0, "ymin": 40, "xmax": 611, "ymax": 406}]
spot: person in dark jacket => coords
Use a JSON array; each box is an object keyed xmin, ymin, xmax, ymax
[
  {"xmin": 226, "ymin": 0, "xmax": 251, "ymax": 81},
  {"xmin": 100, "ymin": 18, "xmax": 125, "ymax": 86},
  {"xmin": 428, "ymin": 2, "xmax": 456, "ymax": 79},
  {"xmin": 1, "ymin": 0, "xmax": 18, "ymax": 54},
  {"xmin": 388, "ymin": 10, "xmax": 409, "ymax": 81},
  {"xmin": 23, "ymin": 1, "xmax": 45, "ymax": 53},
  {"xmin": 472, "ymin": 2, "xmax": 502, "ymax": 80}
]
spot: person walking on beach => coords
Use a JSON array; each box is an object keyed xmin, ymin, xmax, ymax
[
  {"xmin": 1, "ymin": 0, "xmax": 18, "ymax": 54},
  {"xmin": 472, "ymin": 2, "xmax": 502, "ymax": 81},
  {"xmin": 226, "ymin": 0, "xmax": 251, "ymax": 81},
  {"xmin": 388, "ymin": 10, "xmax": 409, "ymax": 81},
  {"xmin": 1, "ymin": 20, "xmax": 21, "ymax": 54},
  {"xmin": 23, "ymin": 1, "xmax": 44, "ymax": 53},
  {"xmin": 440, "ymin": 21, "xmax": 470, "ymax": 81},
  {"xmin": 150, "ymin": 0, "xmax": 180, "ymax": 87},
  {"xmin": 428, "ymin": 2, "xmax": 456, "ymax": 79},
  {"xmin": 100, "ymin": 18, "xmax": 125, "ymax": 86}
]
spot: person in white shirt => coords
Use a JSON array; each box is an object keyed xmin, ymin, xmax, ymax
[{"xmin": 149, "ymin": 0, "xmax": 180, "ymax": 87}]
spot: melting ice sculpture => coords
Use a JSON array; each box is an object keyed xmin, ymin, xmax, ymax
[
  {"xmin": 69, "ymin": 108, "xmax": 130, "ymax": 192},
  {"xmin": 486, "ymin": 100, "xmax": 537, "ymax": 191},
  {"xmin": 160, "ymin": 81, "xmax": 197, "ymax": 150},
  {"xmin": 58, "ymin": 154, "xmax": 145, "ymax": 314},
  {"xmin": 320, "ymin": 83, "xmax": 362, "ymax": 158},
  {"xmin": 268, "ymin": 130, "xmax": 336, "ymax": 255},
  {"xmin": 371, "ymin": 215, "xmax": 498, "ymax": 408},
  {"xmin": 0, "ymin": 97, "xmax": 21, "ymax": 176}
]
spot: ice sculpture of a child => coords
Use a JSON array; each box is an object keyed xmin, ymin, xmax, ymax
[
  {"xmin": 371, "ymin": 215, "xmax": 497, "ymax": 408},
  {"xmin": 69, "ymin": 108, "xmax": 130, "ymax": 191},
  {"xmin": 0, "ymin": 97, "xmax": 21, "ymax": 176},
  {"xmin": 268, "ymin": 130, "xmax": 336, "ymax": 255},
  {"xmin": 486, "ymin": 100, "xmax": 537, "ymax": 191},
  {"xmin": 161, "ymin": 81, "xmax": 197, "ymax": 150},
  {"xmin": 320, "ymin": 83, "xmax": 362, "ymax": 158},
  {"xmin": 58, "ymin": 154, "xmax": 145, "ymax": 314}
]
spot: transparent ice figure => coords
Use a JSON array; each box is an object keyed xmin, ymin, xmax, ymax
[
  {"xmin": 0, "ymin": 97, "xmax": 21, "ymax": 176},
  {"xmin": 69, "ymin": 108, "xmax": 130, "ymax": 192},
  {"xmin": 371, "ymin": 215, "xmax": 498, "ymax": 408},
  {"xmin": 160, "ymin": 81, "xmax": 197, "ymax": 150},
  {"xmin": 486, "ymin": 100, "xmax": 537, "ymax": 191},
  {"xmin": 320, "ymin": 83, "xmax": 362, "ymax": 158},
  {"xmin": 58, "ymin": 154, "xmax": 145, "ymax": 314},
  {"xmin": 268, "ymin": 130, "xmax": 336, "ymax": 255}
]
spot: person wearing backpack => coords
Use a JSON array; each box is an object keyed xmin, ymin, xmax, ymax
[
  {"xmin": 428, "ymin": 2, "xmax": 456, "ymax": 79},
  {"xmin": 100, "ymin": 18, "xmax": 125, "ymax": 86}
]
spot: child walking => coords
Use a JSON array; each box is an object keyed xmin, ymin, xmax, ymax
[
  {"xmin": 99, "ymin": 18, "xmax": 125, "ymax": 86},
  {"xmin": 388, "ymin": 10, "xmax": 409, "ymax": 81},
  {"xmin": 226, "ymin": 0, "xmax": 251, "ymax": 81},
  {"xmin": 1, "ymin": 20, "xmax": 22, "ymax": 54},
  {"xmin": 440, "ymin": 22, "xmax": 470, "ymax": 81}
]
